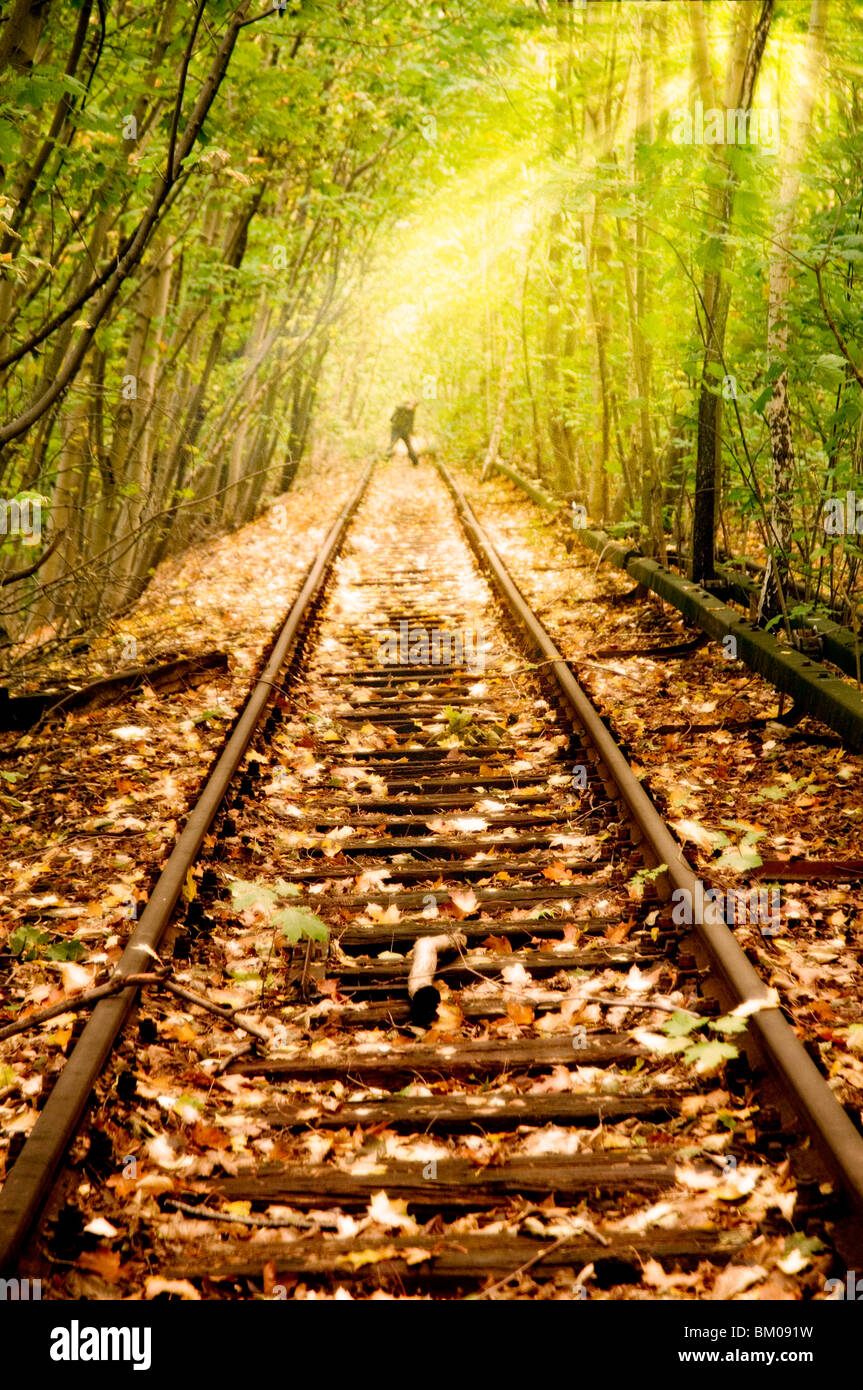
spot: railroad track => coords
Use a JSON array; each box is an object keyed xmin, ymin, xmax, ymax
[{"xmin": 2, "ymin": 459, "xmax": 863, "ymax": 1300}]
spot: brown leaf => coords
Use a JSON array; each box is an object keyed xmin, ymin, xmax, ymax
[
  {"xmin": 482, "ymin": 934, "xmax": 513, "ymax": 955},
  {"xmin": 77, "ymin": 1248, "xmax": 125, "ymax": 1283},
  {"xmin": 448, "ymin": 888, "xmax": 478, "ymax": 918},
  {"xmin": 542, "ymin": 862, "xmax": 569, "ymax": 882},
  {"xmin": 189, "ymin": 1122, "xmax": 231, "ymax": 1150}
]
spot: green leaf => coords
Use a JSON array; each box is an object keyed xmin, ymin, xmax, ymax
[
  {"xmin": 273, "ymin": 906, "xmax": 329, "ymax": 943},
  {"xmin": 230, "ymin": 879, "xmax": 279, "ymax": 913},
  {"xmin": 661, "ymin": 1009, "xmax": 702, "ymax": 1037},
  {"xmin": 9, "ymin": 926, "xmax": 51, "ymax": 959},
  {"xmin": 710, "ymin": 1013, "xmax": 748, "ymax": 1035},
  {"xmin": 715, "ymin": 846, "xmax": 763, "ymax": 871},
  {"xmin": 782, "ymin": 1232, "xmax": 824, "ymax": 1257},
  {"xmin": 815, "ymin": 353, "xmax": 848, "ymax": 387},
  {"xmin": 683, "ymin": 1039, "xmax": 738, "ymax": 1068},
  {"xmin": 8, "ymin": 926, "xmax": 86, "ymax": 961},
  {"xmin": 43, "ymin": 940, "xmax": 87, "ymax": 962},
  {"xmin": 272, "ymin": 877, "xmax": 301, "ymax": 898}
]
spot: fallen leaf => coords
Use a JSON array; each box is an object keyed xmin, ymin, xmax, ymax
[
  {"xmin": 542, "ymin": 862, "xmax": 569, "ymax": 882},
  {"xmin": 59, "ymin": 961, "xmax": 93, "ymax": 994},
  {"xmin": 711, "ymin": 1264, "xmax": 766, "ymax": 1300},
  {"xmin": 671, "ymin": 818, "xmax": 718, "ymax": 853},
  {"xmin": 144, "ymin": 1276, "xmax": 201, "ymax": 1300},
  {"xmin": 483, "ymin": 934, "xmax": 513, "ymax": 955},
  {"xmin": 642, "ymin": 1257, "xmax": 700, "ymax": 1292},
  {"xmin": 367, "ymin": 1191, "xmax": 418, "ymax": 1232},
  {"xmin": 448, "ymin": 888, "xmax": 478, "ymax": 918},
  {"xmin": 77, "ymin": 1249, "xmax": 125, "ymax": 1282},
  {"xmin": 84, "ymin": 1216, "xmax": 119, "ymax": 1238}
]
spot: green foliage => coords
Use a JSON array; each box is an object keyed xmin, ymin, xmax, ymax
[
  {"xmin": 4, "ymin": 0, "xmax": 863, "ymax": 645},
  {"xmin": 658, "ymin": 1006, "xmax": 746, "ymax": 1070},
  {"xmin": 8, "ymin": 927, "xmax": 87, "ymax": 963},
  {"xmin": 229, "ymin": 878, "xmax": 328, "ymax": 944},
  {"xmin": 0, "ymin": 0, "xmax": 521, "ymax": 643}
]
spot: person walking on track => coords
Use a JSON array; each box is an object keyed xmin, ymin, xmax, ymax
[{"xmin": 386, "ymin": 399, "xmax": 420, "ymax": 465}]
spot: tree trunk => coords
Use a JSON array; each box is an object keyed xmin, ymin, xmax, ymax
[
  {"xmin": 690, "ymin": 0, "xmax": 774, "ymax": 585},
  {"xmin": 757, "ymin": 0, "xmax": 829, "ymax": 622},
  {"xmin": 481, "ymin": 339, "xmax": 514, "ymax": 481}
]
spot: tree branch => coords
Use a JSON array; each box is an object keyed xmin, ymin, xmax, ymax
[{"xmin": 0, "ymin": 529, "xmax": 62, "ymax": 586}]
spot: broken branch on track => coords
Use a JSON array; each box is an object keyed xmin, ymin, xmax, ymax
[{"xmin": 0, "ymin": 967, "xmax": 271, "ymax": 1045}]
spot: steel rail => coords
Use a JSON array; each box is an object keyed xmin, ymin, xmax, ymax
[
  {"xmin": 489, "ymin": 457, "xmax": 863, "ymax": 739},
  {"xmin": 436, "ymin": 458, "xmax": 863, "ymax": 1227},
  {"xmin": 0, "ymin": 464, "xmax": 374, "ymax": 1273}
]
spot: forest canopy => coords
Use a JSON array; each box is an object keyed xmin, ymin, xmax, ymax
[{"xmin": 0, "ymin": 0, "xmax": 860, "ymax": 653}]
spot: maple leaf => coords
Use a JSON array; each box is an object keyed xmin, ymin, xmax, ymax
[
  {"xmin": 684, "ymin": 1039, "xmax": 739, "ymax": 1072},
  {"xmin": 482, "ymin": 934, "xmax": 513, "ymax": 955},
  {"xmin": 366, "ymin": 1191, "xmax": 418, "ymax": 1232},
  {"xmin": 448, "ymin": 888, "xmax": 478, "ymax": 918},
  {"xmin": 542, "ymin": 862, "xmax": 569, "ymax": 882}
]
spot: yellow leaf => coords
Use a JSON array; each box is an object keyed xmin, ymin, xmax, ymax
[
  {"xmin": 338, "ymin": 1245, "xmax": 398, "ymax": 1270},
  {"xmin": 223, "ymin": 1201, "xmax": 252, "ymax": 1218},
  {"xmin": 182, "ymin": 867, "xmax": 197, "ymax": 903},
  {"xmin": 166, "ymin": 1023, "xmax": 196, "ymax": 1044}
]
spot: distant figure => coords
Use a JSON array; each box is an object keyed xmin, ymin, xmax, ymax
[{"xmin": 386, "ymin": 399, "xmax": 419, "ymax": 466}]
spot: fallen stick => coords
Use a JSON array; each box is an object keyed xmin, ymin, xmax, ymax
[
  {"xmin": 467, "ymin": 1230, "xmax": 598, "ymax": 1302},
  {"xmin": 0, "ymin": 971, "xmax": 158, "ymax": 1042},
  {"xmin": 163, "ymin": 1198, "xmax": 311, "ymax": 1231},
  {"xmin": 157, "ymin": 978, "xmax": 270, "ymax": 1043},
  {"xmin": 213, "ymin": 1040, "xmax": 255, "ymax": 1076},
  {"xmin": 0, "ymin": 969, "xmax": 270, "ymax": 1044},
  {"xmin": 0, "ymin": 650, "xmax": 229, "ymax": 732}
]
